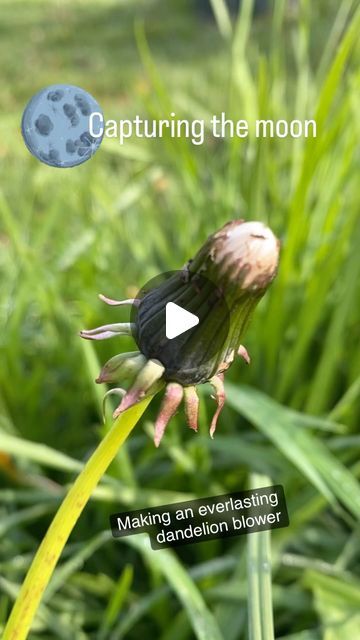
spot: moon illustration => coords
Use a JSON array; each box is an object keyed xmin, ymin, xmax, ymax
[{"xmin": 21, "ymin": 84, "xmax": 104, "ymax": 168}]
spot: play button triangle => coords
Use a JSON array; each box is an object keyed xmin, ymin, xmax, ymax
[{"xmin": 165, "ymin": 302, "xmax": 199, "ymax": 340}]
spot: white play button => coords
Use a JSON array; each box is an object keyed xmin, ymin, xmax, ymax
[{"xmin": 165, "ymin": 302, "xmax": 199, "ymax": 340}]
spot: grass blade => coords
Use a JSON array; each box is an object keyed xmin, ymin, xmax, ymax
[
  {"xmin": 209, "ymin": 0, "xmax": 233, "ymax": 40},
  {"xmin": 226, "ymin": 384, "xmax": 360, "ymax": 519},
  {"xmin": 247, "ymin": 474, "xmax": 275, "ymax": 640},
  {"xmin": 122, "ymin": 535, "xmax": 224, "ymax": 640}
]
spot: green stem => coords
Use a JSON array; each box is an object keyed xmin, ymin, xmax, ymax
[{"xmin": 3, "ymin": 396, "xmax": 153, "ymax": 640}]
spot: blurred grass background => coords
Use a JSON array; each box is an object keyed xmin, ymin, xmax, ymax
[{"xmin": 1, "ymin": 0, "xmax": 360, "ymax": 638}]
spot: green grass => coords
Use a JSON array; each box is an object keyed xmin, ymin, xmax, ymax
[{"xmin": 1, "ymin": 0, "xmax": 360, "ymax": 638}]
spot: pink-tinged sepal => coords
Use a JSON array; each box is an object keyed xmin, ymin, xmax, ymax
[
  {"xmin": 113, "ymin": 359, "xmax": 165, "ymax": 418},
  {"xmin": 238, "ymin": 345, "xmax": 250, "ymax": 364},
  {"xmin": 183, "ymin": 386, "xmax": 200, "ymax": 431},
  {"xmin": 154, "ymin": 383, "xmax": 184, "ymax": 447},
  {"xmin": 79, "ymin": 322, "xmax": 134, "ymax": 341},
  {"xmin": 209, "ymin": 373, "xmax": 225, "ymax": 438},
  {"xmin": 99, "ymin": 293, "xmax": 140, "ymax": 307}
]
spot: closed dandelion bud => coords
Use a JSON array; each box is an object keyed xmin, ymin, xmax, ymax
[
  {"xmin": 135, "ymin": 220, "xmax": 279, "ymax": 387},
  {"xmin": 190, "ymin": 219, "xmax": 280, "ymax": 379},
  {"xmin": 80, "ymin": 219, "xmax": 280, "ymax": 445}
]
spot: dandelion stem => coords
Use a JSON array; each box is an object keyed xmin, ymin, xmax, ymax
[{"xmin": 3, "ymin": 395, "xmax": 153, "ymax": 640}]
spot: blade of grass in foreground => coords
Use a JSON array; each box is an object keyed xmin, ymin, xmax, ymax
[
  {"xmin": 122, "ymin": 534, "xmax": 224, "ymax": 640},
  {"xmin": 210, "ymin": 0, "xmax": 233, "ymax": 40},
  {"xmin": 247, "ymin": 474, "xmax": 275, "ymax": 640},
  {"xmin": 226, "ymin": 384, "xmax": 360, "ymax": 520},
  {"xmin": 111, "ymin": 556, "xmax": 236, "ymax": 639},
  {"xmin": 303, "ymin": 570, "xmax": 360, "ymax": 639},
  {"xmin": 0, "ymin": 432, "xmax": 84, "ymax": 474}
]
